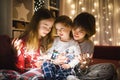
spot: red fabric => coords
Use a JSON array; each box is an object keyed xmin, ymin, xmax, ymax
[
  {"xmin": 20, "ymin": 68, "xmax": 44, "ymax": 80},
  {"xmin": 0, "ymin": 69, "xmax": 44, "ymax": 80},
  {"xmin": 16, "ymin": 53, "xmax": 25, "ymax": 72},
  {"xmin": 13, "ymin": 38, "xmax": 41, "ymax": 73}
]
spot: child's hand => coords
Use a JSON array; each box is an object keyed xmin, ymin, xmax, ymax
[
  {"xmin": 35, "ymin": 60, "xmax": 43, "ymax": 68},
  {"xmin": 57, "ymin": 53, "xmax": 65, "ymax": 59},
  {"xmin": 61, "ymin": 64, "xmax": 71, "ymax": 69},
  {"xmin": 53, "ymin": 58, "xmax": 65, "ymax": 65}
]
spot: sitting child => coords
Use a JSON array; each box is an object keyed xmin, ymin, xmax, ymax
[{"xmin": 42, "ymin": 15, "xmax": 81, "ymax": 80}]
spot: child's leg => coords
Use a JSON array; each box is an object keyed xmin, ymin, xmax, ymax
[
  {"xmin": 56, "ymin": 67, "xmax": 75, "ymax": 80},
  {"xmin": 42, "ymin": 61, "xmax": 56, "ymax": 80},
  {"xmin": 42, "ymin": 61, "xmax": 75, "ymax": 80}
]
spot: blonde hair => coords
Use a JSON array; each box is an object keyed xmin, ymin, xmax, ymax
[
  {"xmin": 19, "ymin": 8, "xmax": 54, "ymax": 52},
  {"xmin": 26, "ymin": 30, "xmax": 39, "ymax": 51}
]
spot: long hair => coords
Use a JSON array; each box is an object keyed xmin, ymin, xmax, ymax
[{"xmin": 19, "ymin": 8, "xmax": 54, "ymax": 51}]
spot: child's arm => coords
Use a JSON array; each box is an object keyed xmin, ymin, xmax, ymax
[
  {"xmin": 68, "ymin": 56, "xmax": 80, "ymax": 68},
  {"xmin": 68, "ymin": 42, "xmax": 81, "ymax": 68},
  {"xmin": 61, "ymin": 57, "xmax": 80, "ymax": 69},
  {"xmin": 52, "ymin": 54, "xmax": 67, "ymax": 65}
]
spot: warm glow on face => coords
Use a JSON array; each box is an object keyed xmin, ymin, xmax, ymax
[
  {"xmin": 38, "ymin": 18, "xmax": 54, "ymax": 38},
  {"xmin": 72, "ymin": 28, "xmax": 86, "ymax": 41},
  {"xmin": 55, "ymin": 23, "xmax": 71, "ymax": 40}
]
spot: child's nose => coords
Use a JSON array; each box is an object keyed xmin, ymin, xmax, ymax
[{"xmin": 74, "ymin": 31, "xmax": 79, "ymax": 35}]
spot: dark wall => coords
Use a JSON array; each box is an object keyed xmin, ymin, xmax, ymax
[
  {"xmin": 0, "ymin": 0, "xmax": 12, "ymax": 37},
  {"xmin": 0, "ymin": 35, "xmax": 17, "ymax": 70}
]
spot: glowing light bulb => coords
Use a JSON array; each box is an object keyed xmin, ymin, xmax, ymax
[
  {"xmin": 108, "ymin": 3, "xmax": 113, "ymax": 10},
  {"xmin": 105, "ymin": 31, "xmax": 109, "ymax": 34},
  {"xmin": 92, "ymin": 35, "xmax": 95, "ymax": 37},
  {"xmin": 81, "ymin": 7, "xmax": 86, "ymax": 11},
  {"xmin": 118, "ymin": 29, "xmax": 120, "ymax": 34},
  {"xmin": 71, "ymin": 4, "xmax": 75, "ymax": 9},
  {"xmin": 106, "ymin": 18, "xmax": 109, "ymax": 21},
  {"xmin": 92, "ymin": 9, "xmax": 95, "ymax": 12},
  {"xmin": 96, "ymin": 22, "xmax": 98, "ymax": 25},
  {"xmin": 118, "ymin": 42, "xmax": 120, "ymax": 45},
  {"xmin": 69, "ymin": 16, "xmax": 72, "ymax": 19},
  {"xmin": 94, "ymin": 2, "xmax": 98, "ymax": 7},
  {"xmin": 71, "ymin": 10, "xmax": 75, "ymax": 15},
  {"xmin": 94, "ymin": 3, "xmax": 97, "ymax": 7},
  {"xmin": 95, "ymin": 15, "xmax": 97, "ymax": 18},
  {"xmin": 79, "ymin": 1, "xmax": 82, "ymax": 5},
  {"xmin": 109, "ymin": 12, "xmax": 111, "ymax": 15},
  {"xmin": 108, "ymin": 26, "xmax": 111, "ymax": 29},
  {"xmin": 67, "ymin": 0, "xmax": 72, "ymax": 3},
  {"xmin": 94, "ymin": 41, "xmax": 99, "ymax": 45},
  {"xmin": 96, "ymin": 28, "xmax": 100, "ymax": 32},
  {"xmin": 109, "ymin": 38, "xmax": 112, "ymax": 41}
]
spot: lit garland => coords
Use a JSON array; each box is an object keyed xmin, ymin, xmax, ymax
[
  {"xmin": 76, "ymin": 0, "xmax": 115, "ymax": 46},
  {"xmin": 34, "ymin": 0, "xmax": 45, "ymax": 12},
  {"xmin": 34, "ymin": 0, "xmax": 120, "ymax": 46}
]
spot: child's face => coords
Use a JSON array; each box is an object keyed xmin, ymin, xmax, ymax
[
  {"xmin": 55, "ymin": 23, "xmax": 71, "ymax": 40},
  {"xmin": 72, "ymin": 27, "xmax": 86, "ymax": 42},
  {"xmin": 38, "ymin": 18, "xmax": 54, "ymax": 38}
]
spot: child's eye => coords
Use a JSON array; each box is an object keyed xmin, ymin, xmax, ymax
[
  {"xmin": 61, "ymin": 28, "xmax": 65, "ymax": 31},
  {"xmin": 79, "ymin": 31, "xmax": 84, "ymax": 34}
]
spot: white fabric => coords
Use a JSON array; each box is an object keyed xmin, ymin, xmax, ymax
[{"xmin": 47, "ymin": 37, "xmax": 81, "ymax": 68}]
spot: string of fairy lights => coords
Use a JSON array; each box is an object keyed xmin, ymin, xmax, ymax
[
  {"xmin": 34, "ymin": 0, "xmax": 120, "ymax": 46},
  {"xmin": 66, "ymin": 0, "xmax": 120, "ymax": 46},
  {"xmin": 34, "ymin": 0, "xmax": 45, "ymax": 12},
  {"xmin": 76, "ymin": 0, "xmax": 114, "ymax": 46}
]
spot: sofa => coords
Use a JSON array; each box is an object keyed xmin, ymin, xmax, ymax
[
  {"xmin": 0, "ymin": 35, "xmax": 120, "ymax": 79},
  {"xmin": 92, "ymin": 46, "xmax": 120, "ymax": 80},
  {"xmin": 0, "ymin": 35, "xmax": 17, "ymax": 70},
  {"xmin": 92, "ymin": 46, "xmax": 120, "ymax": 68}
]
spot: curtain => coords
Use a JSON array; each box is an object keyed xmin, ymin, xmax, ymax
[{"xmin": 60, "ymin": 0, "xmax": 120, "ymax": 46}]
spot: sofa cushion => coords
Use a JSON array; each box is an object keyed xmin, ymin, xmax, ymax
[
  {"xmin": 94, "ymin": 46, "xmax": 120, "ymax": 60},
  {"xmin": 91, "ymin": 58, "xmax": 119, "ymax": 68}
]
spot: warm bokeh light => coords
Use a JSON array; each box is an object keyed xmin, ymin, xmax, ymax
[
  {"xmin": 71, "ymin": 10, "xmax": 75, "ymax": 15},
  {"xmin": 71, "ymin": 4, "xmax": 75, "ymax": 9},
  {"xmin": 61, "ymin": 0, "xmax": 120, "ymax": 46}
]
